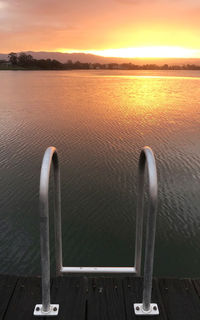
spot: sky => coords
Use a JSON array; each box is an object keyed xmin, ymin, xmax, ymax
[{"xmin": 0, "ymin": 0, "xmax": 200, "ymax": 58}]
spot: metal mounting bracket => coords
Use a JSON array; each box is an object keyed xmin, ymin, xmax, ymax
[
  {"xmin": 134, "ymin": 303, "xmax": 159, "ymax": 316},
  {"xmin": 34, "ymin": 304, "xmax": 59, "ymax": 316}
]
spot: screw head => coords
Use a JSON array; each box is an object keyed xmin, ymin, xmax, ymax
[
  {"xmin": 136, "ymin": 306, "xmax": 140, "ymax": 311},
  {"xmin": 36, "ymin": 307, "xmax": 40, "ymax": 311},
  {"xmin": 53, "ymin": 307, "xmax": 57, "ymax": 312},
  {"xmin": 153, "ymin": 306, "xmax": 157, "ymax": 311}
]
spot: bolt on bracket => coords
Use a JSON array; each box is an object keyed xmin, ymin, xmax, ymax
[
  {"xmin": 134, "ymin": 303, "xmax": 159, "ymax": 316},
  {"xmin": 34, "ymin": 304, "xmax": 59, "ymax": 316}
]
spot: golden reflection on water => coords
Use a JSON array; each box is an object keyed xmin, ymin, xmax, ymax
[
  {"xmin": 96, "ymin": 74, "xmax": 200, "ymax": 123},
  {"xmin": 118, "ymin": 78, "xmax": 169, "ymax": 116},
  {"xmin": 71, "ymin": 71, "xmax": 200, "ymax": 149}
]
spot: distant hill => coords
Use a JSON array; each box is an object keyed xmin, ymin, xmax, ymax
[{"xmin": 1, "ymin": 51, "xmax": 200, "ymax": 66}]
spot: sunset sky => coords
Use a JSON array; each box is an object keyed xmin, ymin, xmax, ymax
[{"xmin": 0, "ymin": 0, "xmax": 200, "ymax": 58}]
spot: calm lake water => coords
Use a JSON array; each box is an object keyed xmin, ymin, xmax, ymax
[{"xmin": 0, "ymin": 70, "xmax": 200, "ymax": 277}]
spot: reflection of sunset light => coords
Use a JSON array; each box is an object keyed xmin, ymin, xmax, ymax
[
  {"xmin": 59, "ymin": 47, "xmax": 200, "ymax": 59},
  {"xmin": 117, "ymin": 78, "xmax": 169, "ymax": 117}
]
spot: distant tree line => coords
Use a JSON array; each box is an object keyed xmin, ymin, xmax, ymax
[
  {"xmin": 7, "ymin": 52, "xmax": 63, "ymax": 69},
  {"xmin": 0, "ymin": 52, "xmax": 199, "ymax": 70}
]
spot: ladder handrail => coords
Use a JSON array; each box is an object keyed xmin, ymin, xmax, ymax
[
  {"xmin": 35, "ymin": 145, "xmax": 159, "ymax": 316},
  {"xmin": 134, "ymin": 146, "xmax": 158, "ymax": 313},
  {"xmin": 39, "ymin": 146, "xmax": 62, "ymax": 314}
]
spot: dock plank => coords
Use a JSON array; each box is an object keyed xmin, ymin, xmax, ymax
[
  {"xmin": 87, "ymin": 277, "xmax": 126, "ymax": 320},
  {"xmin": 0, "ymin": 275, "xmax": 18, "ymax": 320},
  {"xmin": 50, "ymin": 276, "xmax": 86, "ymax": 320},
  {"xmin": 192, "ymin": 278, "xmax": 200, "ymax": 298},
  {"xmin": 158, "ymin": 278, "xmax": 200, "ymax": 320},
  {"xmin": 1, "ymin": 275, "xmax": 200, "ymax": 319},
  {"xmin": 3, "ymin": 276, "xmax": 42, "ymax": 320}
]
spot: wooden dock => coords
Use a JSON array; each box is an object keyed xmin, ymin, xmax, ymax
[{"xmin": 1, "ymin": 274, "xmax": 200, "ymax": 319}]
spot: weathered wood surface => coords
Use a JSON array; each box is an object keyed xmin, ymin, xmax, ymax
[{"xmin": 1, "ymin": 275, "xmax": 200, "ymax": 319}]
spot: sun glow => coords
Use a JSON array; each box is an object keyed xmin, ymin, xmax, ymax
[{"xmin": 59, "ymin": 47, "xmax": 200, "ymax": 59}]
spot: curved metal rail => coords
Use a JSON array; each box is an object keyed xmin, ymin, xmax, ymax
[
  {"xmin": 34, "ymin": 145, "xmax": 159, "ymax": 317},
  {"xmin": 34, "ymin": 147, "xmax": 62, "ymax": 316},
  {"xmin": 134, "ymin": 146, "xmax": 159, "ymax": 315}
]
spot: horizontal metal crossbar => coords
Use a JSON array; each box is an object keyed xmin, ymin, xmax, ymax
[{"xmin": 61, "ymin": 266, "xmax": 136, "ymax": 273}]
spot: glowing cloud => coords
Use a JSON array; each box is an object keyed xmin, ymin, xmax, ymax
[
  {"xmin": 0, "ymin": 0, "xmax": 200, "ymax": 59},
  {"xmin": 59, "ymin": 47, "xmax": 200, "ymax": 59}
]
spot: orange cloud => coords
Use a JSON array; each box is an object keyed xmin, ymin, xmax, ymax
[{"xmin": 0, "ymin": 0, "xmax": 199, "ymax": 58}]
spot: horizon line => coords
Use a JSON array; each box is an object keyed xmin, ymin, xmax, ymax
[
  {"xmin": 57, "ymin": 47, "xmax": 200, "ymax": 59},
  {"xmin": 1, "ymin": 47, "xmax": 200, "ymax": 60}
]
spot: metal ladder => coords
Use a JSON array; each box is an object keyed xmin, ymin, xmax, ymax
[{"xmin": 34, "ymin": 146, "xmax": 159, "ymax": 316}]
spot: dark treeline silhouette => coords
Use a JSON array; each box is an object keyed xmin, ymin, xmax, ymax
[
  {"xmin": 7, "ymin": 52, "xmax": 63, "ymax": 69},
  {"xmin": 1, "ymin": 52, "xmax": 200, "ymax": 70}
]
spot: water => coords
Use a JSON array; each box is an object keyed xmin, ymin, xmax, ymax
[{"xmin": 0, "ymin": 69, "xmax": 200, "ymax": 277}]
